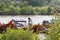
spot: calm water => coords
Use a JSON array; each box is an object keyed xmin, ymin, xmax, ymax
[{"xmin": 0, "ymin": 15, "xmax": 55, "ymax": 25}]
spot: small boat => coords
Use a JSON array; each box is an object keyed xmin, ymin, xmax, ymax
[{"xmin": 11, "ymin": 19, "xmax": 27, "ymax": 27}]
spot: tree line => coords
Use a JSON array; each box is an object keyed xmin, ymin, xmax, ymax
[{"xmin": 0, "ymin": 0, "xmax": 60, "ymax": 15}]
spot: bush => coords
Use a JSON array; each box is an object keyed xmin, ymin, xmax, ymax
[
  {"xmin": 47, "ymin": 6, "xmax": 52, "ymax": 15},
  {"xmin": 0, "ymin": 28, "xmax": 39, "ymax": 40},
  {"xmin": 20, "ymin": 6, "xmax": 36, "ymax": 15},
  {"xmin": 46, "ymin": 21, "xmax": 60, "ymax": 40},
  {"xmin": 40, "ymin": 8, "xmax": 47, "ymax": 15}
]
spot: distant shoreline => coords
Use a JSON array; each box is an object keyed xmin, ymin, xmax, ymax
[{"xmin": 0, "ymin": 15, "xmax": 54, "ymax": 16}]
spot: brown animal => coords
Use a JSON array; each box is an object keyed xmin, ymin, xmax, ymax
[
  {"xmin": 0, "ymin": 24, "xmax": 7, "ymax": 34},
  {"xmin": 20, "ymin": 24, "xmax": 43, "ymax": 34},
  {"xmin": 0, "ymin": 20, "xmax": 43, "ymax": 34},
  {"xmin": 6, "ymin": 20, "xmax": 17, "ymax": 29},
  {"xmin": 32, "ymin": 24, "xmax": 43, "ymax": 34},
  {"xmin": 0, "ymin": 20, "xmax": 17, "ymax": 34}
]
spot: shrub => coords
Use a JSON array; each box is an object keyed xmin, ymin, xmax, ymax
[
  {"xmin": 47, "ymin": 6, "xmax": 52, "ymax": 15},
  {"xmin": 46, "ymin": 21, "xmax": 60, "ymax": 40},
  {"xmin": 20, "ymin": 6, "xmax": 36, "ymax": 15},
  {"xmin": 40, "ymin": 8, "xmax": 47, "ymax": 15},
  {"xmin": 0, "ymin": 28, "xmax": 39, "ymax": 40}
]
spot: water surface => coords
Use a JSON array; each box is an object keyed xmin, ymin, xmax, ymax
[{"xmin": 0, "ymin": 15, "xmax": 55, "ymax": 25}]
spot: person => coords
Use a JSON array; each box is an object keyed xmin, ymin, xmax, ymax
[{"xmin": 28, "ymin": 17, "xmax": 33, "ymax": 26}]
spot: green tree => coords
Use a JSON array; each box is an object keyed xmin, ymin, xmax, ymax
[
  {"xmin": 47, "ymin": 6, "xmax": 52, "ymax": 15},
  {"xmin": 50, "ymin": 0, "xmax": 60, "ymax": 6},
  {"xmin": 26, "ymin": 0, "xmax": 49, "ymax": 6},
  {"xmin": 40, "ymin": 8, "xmax": 47, "ymax": 15},
  {"xmin": 20, "ymin": 6, "xmax": 36, "ymax": 15}
]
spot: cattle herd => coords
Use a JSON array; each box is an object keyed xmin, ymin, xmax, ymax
[{"xmin": 0, "ymin": 20, "xmax": 53, "ymax": 34}]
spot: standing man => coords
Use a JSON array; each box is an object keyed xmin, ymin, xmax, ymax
[{"xmin": 28, "ymin": 17, "xmax": 33, "ymax": 26}]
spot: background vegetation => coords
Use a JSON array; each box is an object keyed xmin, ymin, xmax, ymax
[
  {"xmin": 46, "ymin": 20, "xmax": 60, "ymax": 40},
  {"xmin": 0, "ymin": 0, "xmax": 60, "ymax": 15},
  {"xmin": 0, "ymin": 28, "xmax": 39, "ymax": 40}
]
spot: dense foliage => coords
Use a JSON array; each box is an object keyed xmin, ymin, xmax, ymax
[
  {"xmin": 0, "ymin": 0, "xmax": 60, "ymax": 15},
  {"xmin": 0, "ymin": 28, "xmax": 39, "ymax": 40},
  {"xmin": 46, "ymin": 20, "xmax": 60, "ymax": 40}
]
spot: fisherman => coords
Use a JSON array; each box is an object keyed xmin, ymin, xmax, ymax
[{"xmin": 28, "ymin": 17, "xmax": 33, "ymax": 26}]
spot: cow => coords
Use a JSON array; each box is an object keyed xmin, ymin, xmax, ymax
[{"xmin": 0, "ymin": 20, "xmax": 43, "ymax": 34}]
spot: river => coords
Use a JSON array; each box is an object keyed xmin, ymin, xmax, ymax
[{"xmin": 0, "ymin": 15, "xmax": 55, "ymax": 25}]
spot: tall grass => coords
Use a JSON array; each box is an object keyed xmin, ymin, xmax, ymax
[
  {"xmin": 46, "ymin": 20, "xmax": 60, "ymax": 40},
  {"xmin": 0, "ymin": 28, "xmax": 39, "ymax": 40}
]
